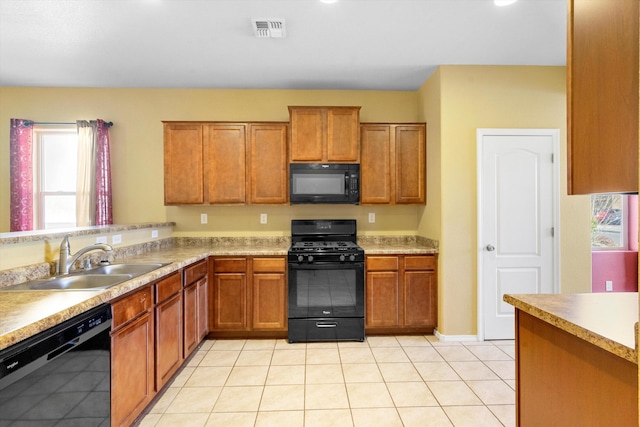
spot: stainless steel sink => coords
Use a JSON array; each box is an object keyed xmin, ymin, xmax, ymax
[
  {"xmin": 2, "ymin": 274, "xmax": 134, "ymax": 291},
  {"xmin": 86, "ymin": 263, "xmax": 169, "ymax": 276},
  {"xmin": 0, "ymin": 262, "xmax": 170, "ymax": 291}
]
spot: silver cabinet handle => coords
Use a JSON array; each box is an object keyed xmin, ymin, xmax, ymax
[{"xmin": 486, "ymin": 245, "xmax": 495, "ymax": 251}]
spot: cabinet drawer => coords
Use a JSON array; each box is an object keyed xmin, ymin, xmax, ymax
[
  {"xmin": 214, "ymin": 258, "xmax": 246, "ymax": 272},
  {"xmin": 184, "ymin": 260, "xmax": 208, "ymax": 285},
  {"xmin": 404, "ymin": 255, "xmax": 436, "ymax": 271},
  {"xmin": 366, "ymin": 256, "xmax": 399, "ymax": 271},
  {"xmin": 112, "ymin": 286, "xmax": 153, "ymax": 329},
  {"xmin": 253, "ymin": 257, "xmax": 285, "ymax": 273},
  {"xmin": 155, "ymin": 272, "xmax": 182, "ymax": 303}
]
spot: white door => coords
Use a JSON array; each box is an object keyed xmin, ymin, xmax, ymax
[{"xmin": 477, "ymin": 129, "xmax": 559, "ymax": 340}]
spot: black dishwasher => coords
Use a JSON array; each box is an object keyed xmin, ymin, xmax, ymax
[{"xmin": 0, "ymin": 303, "xmax": 112, "ymax": 426}]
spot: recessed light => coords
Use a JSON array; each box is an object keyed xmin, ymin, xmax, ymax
[
  {"xmin": 320, "ymin": 0, "xmax": 339, "ymax": 4},
  {"xmin": 495, "ymin": 0, "xmax": 518, "ymax": 6}
]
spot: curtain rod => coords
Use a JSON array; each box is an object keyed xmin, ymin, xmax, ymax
[{"xmin": 27, "ymin": 121, "xmax": 114, "ymax": 127}]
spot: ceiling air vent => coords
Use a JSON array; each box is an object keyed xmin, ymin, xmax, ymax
[{"xmin": 251, "ymin": 19, "xmax": 286, "ymax": 38}]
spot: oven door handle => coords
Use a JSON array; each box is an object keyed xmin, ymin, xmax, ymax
[{"xmin": 315, "ymin": 322, "xmax": 338, "ymax": 328}]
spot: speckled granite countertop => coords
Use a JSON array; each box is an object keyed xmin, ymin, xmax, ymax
[
  {"xmin": 358, "ymin": 235, "xmax": 438, "ymax": 254},
  {"xmin": 504, "ymin": 293, "xmax": 638, "ymax": 364},
  {"xmin": 0, "ymin": 242, "xmax": 290, "ymax": 352},
  {"xmin": 0, "ymin": 235, "xmax": 438, "ymax": 352}
]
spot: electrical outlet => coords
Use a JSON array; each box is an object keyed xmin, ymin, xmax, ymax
[
  {"xmin": 605, "ymin": 280, "xmax": 613, "ymax": 292},
  {"xmin": 96, "ymin": 236, "xmax": 107, "ymax": 244},
  {"xmin": 151, "ymin": 229, "xmax": 158, "ymax": 238},
  {"xmin": 368, "ymin": 213, "xmax": 376, "ymax": 223},
  {"xmin": 112, "ymin": 234, "xmax": 122, "ymax": 245},
  {"xmin": 201, "ymin": 213, "xmax": 208, "ymax": 224},
  {"xmin": 260, "ymin": 213, "xmax": 267, "ymax": 224}
]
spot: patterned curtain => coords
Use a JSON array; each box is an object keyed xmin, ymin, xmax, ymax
[
  {"xmin": 75, "ymin": 119, "xmax": 113, "ymax": 226},
  {"xmin": 94, "ymin": 119, "xmax": 113, "ymax": 226},
  {"xmin": 9, "ymin": 119, "xmax": 33, "ymax": 231}
]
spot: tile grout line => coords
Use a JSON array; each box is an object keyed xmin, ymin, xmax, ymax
[{"xmin": 141, "ymin": 336, "xmax": 515, "ymax": 427}]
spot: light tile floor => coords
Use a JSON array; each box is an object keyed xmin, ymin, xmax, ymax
[{"xmin": 137, "ymin": 335, "xmax": 515, "ymax": 427}]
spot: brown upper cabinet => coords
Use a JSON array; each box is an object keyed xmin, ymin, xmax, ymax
[
  {"xmin": 360, "ymin": 123, "xmax": 426, "ymax": 204},
  {"xmin": 248, "ymin": 123, "xmax": 289, "ymax": 204},
  {"xmin": 567, "ymin": 0, "xmax": 639, "ymax": 194},
  {"xmin": 204, "ymin": 123, "xmax": 247, "ymax": 204},
  {"xmin": 164, "ymin": 123, "xmax": 204, "ymax": 204},
  {"xmin": 163, "ymin": 122, "xmax": 288, "ymax": 205},
  {"xmin": 288, "ymin": 106, "xmax": 361, "ymax": 163}
]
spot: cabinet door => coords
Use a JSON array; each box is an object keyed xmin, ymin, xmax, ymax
[
  {"xmin": 326, "ymin": 107, "xmax": 360, "ymax": 162},
  {"xmin": 289, "ymin": 107, "xmax": 324, "ymax": 161},
  {"xmin": 163, "ymin": 123, "xmax": 204, "ymax": 204},
  {"xmin": 252, "ymin": 272, "xmax": 286, "ymax": 330},
  {"xmin": 183, "ymin": 283, "xmax": 198, "ymax": 357},
  {"xmin": 155, "ymin": 292, "xmax": 183, "ymax": 389},
  {"xmin": 111, "ymin": 312, "xmax": 154, "ymax": 427},
  {"xmin": 403, "ymin": 270, "xmax": 437, "ymax": 327},
  {"xmin": 196, "ymin": 276, "xmax": 209, "ymax": 340},
  {"xmin": 360, "ymin": 125, "xmax": 392, "ymax": 204},
  {"xmin": 204, "ymin": 124, "xmax": 247, "ymax": 203},
  {"xmin": 249, "ymin": 123, "xmax": 288, "ymax": 204},
  {"xmin": 366, "ymin": 271, "xmax": 400, "ymax": 328},
  {"xmin": 395, "ymin": 125, "xmax": 426, "ymax": 204},
  {"xmin": 568, "ymin": 0, "xmax": 638, "ymax": 194},
  {"xmin": 212, "ymin": 272, "xmax": 248, "ymax": 330}
]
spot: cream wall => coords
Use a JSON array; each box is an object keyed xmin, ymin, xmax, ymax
[
  {"xmin": 0, "ymin": 88, "xmax": 420, "ymax": 235},
  {"xmin": 1, "ymin": 69, "xmax": 593, "ymax": 337},
  {"xmin": 417, "ymin": 65, "xmax": 592, "ymax": 337}
]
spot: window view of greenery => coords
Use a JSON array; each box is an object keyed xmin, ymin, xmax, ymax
[{"xmin": 591, "ymin": 194, "xmax": 627, "ymax": 249}]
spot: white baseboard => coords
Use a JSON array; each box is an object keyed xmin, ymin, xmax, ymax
[{"xmin": 434, "ymin": 329, "xmax": 480, "ymax": 342}]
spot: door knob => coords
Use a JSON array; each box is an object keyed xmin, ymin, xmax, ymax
[{"xmin": 486, "ymin": 244, "xmax": 495, "ymax": 251}]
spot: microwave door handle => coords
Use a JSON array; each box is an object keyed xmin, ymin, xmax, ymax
[{"xmin": 345, "ymin": 173, "xmax": 349, "ymax": 195}]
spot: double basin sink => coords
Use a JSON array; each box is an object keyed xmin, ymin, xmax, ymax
[{"xmin": 2, "ymin": 263, "xmax": 169, "ymax": 291}]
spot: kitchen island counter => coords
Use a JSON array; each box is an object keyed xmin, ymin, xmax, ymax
[
  {"xmin": 504, "ymin": 292, "xmax": 638, "ymax": 426},
  {"xmin": 504, "ymin": 292, "xmax": 638, "ymax": 363}
]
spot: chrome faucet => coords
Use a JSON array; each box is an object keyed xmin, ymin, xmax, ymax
[{"xmin": 58, "ymin": 234, "xmax": 113, "ymax": 275}]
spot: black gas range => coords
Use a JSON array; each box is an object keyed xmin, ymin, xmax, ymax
[
  {"xmin": 287, "ymin": 220, "xmax": 365, "ymax": 343},
  {"xmin": 289, "ymin": 240, "xmax": 364, "ymax": 264}
]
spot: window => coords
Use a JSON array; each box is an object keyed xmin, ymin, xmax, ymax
[
  {"xmin": 591, "ymin": 194, "xmax": 629, "ymax": 250},
  {"xmin": 33, "ymin": 125, "xmax": 78, "ymax": 229}
]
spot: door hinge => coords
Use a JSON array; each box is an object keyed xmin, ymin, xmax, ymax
[
  {"xmin": 551, "ymin": 153, "xmax": 554, "ymax": 163},
  {"xmin": 551, "ymin": 227, "xmax": 555, "ymax": 237}
]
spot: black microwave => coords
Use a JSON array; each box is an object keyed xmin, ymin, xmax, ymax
[{"xmin": 289, "ymin": 163, "xmax": 360, "ymax": 204}]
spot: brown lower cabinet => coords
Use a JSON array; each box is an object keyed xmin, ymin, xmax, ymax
[
  {"xmin": 365, "ymin": 254, "xmax": 437, "ymax": 334},
  {"xmin": 210, "ymin": 256, "xmax": 287, "ymax": 337},
  {"xmin": 183, "ymin": 259, "xmax": 209, "ymax": 357},
  {"xmin": 154, "ymin": 272, "xmax": 183, "ymax": 390},
  {"xmin": 110, "ymin": 261, "xmax": 209, "ymax": 427},
  {"xmin": 111, "ymin": 286, "xmax": 155, "ymax": 427}
]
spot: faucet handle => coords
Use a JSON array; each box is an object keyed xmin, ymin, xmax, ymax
[{"xmin": 60, "ymin": 234, "xmax": 71, "ymax": 250}]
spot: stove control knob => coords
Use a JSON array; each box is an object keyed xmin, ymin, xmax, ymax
[
  {"xmin": 349, "ymin": 254, "xmax": 356, "ymax": 262},
  {"xmin": 297, "ymin": 255, "xmax": 304, "ymax": 262},
  {"xmin": 307, "ymin": 255, "xmax": 314, "ymax": 263},
  {"xmin": 339, "ymin": 254, "xmax": 346, "ymax": 262}
]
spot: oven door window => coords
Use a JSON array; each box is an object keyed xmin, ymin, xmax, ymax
[{"xmin": 288, "ymin": 264, "xmax": 364, "ymax": 318}]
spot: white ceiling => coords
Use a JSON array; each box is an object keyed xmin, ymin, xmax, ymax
[{"xmin": 0, "ymin": 0, "xmax": 567, "ymax": 91}]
